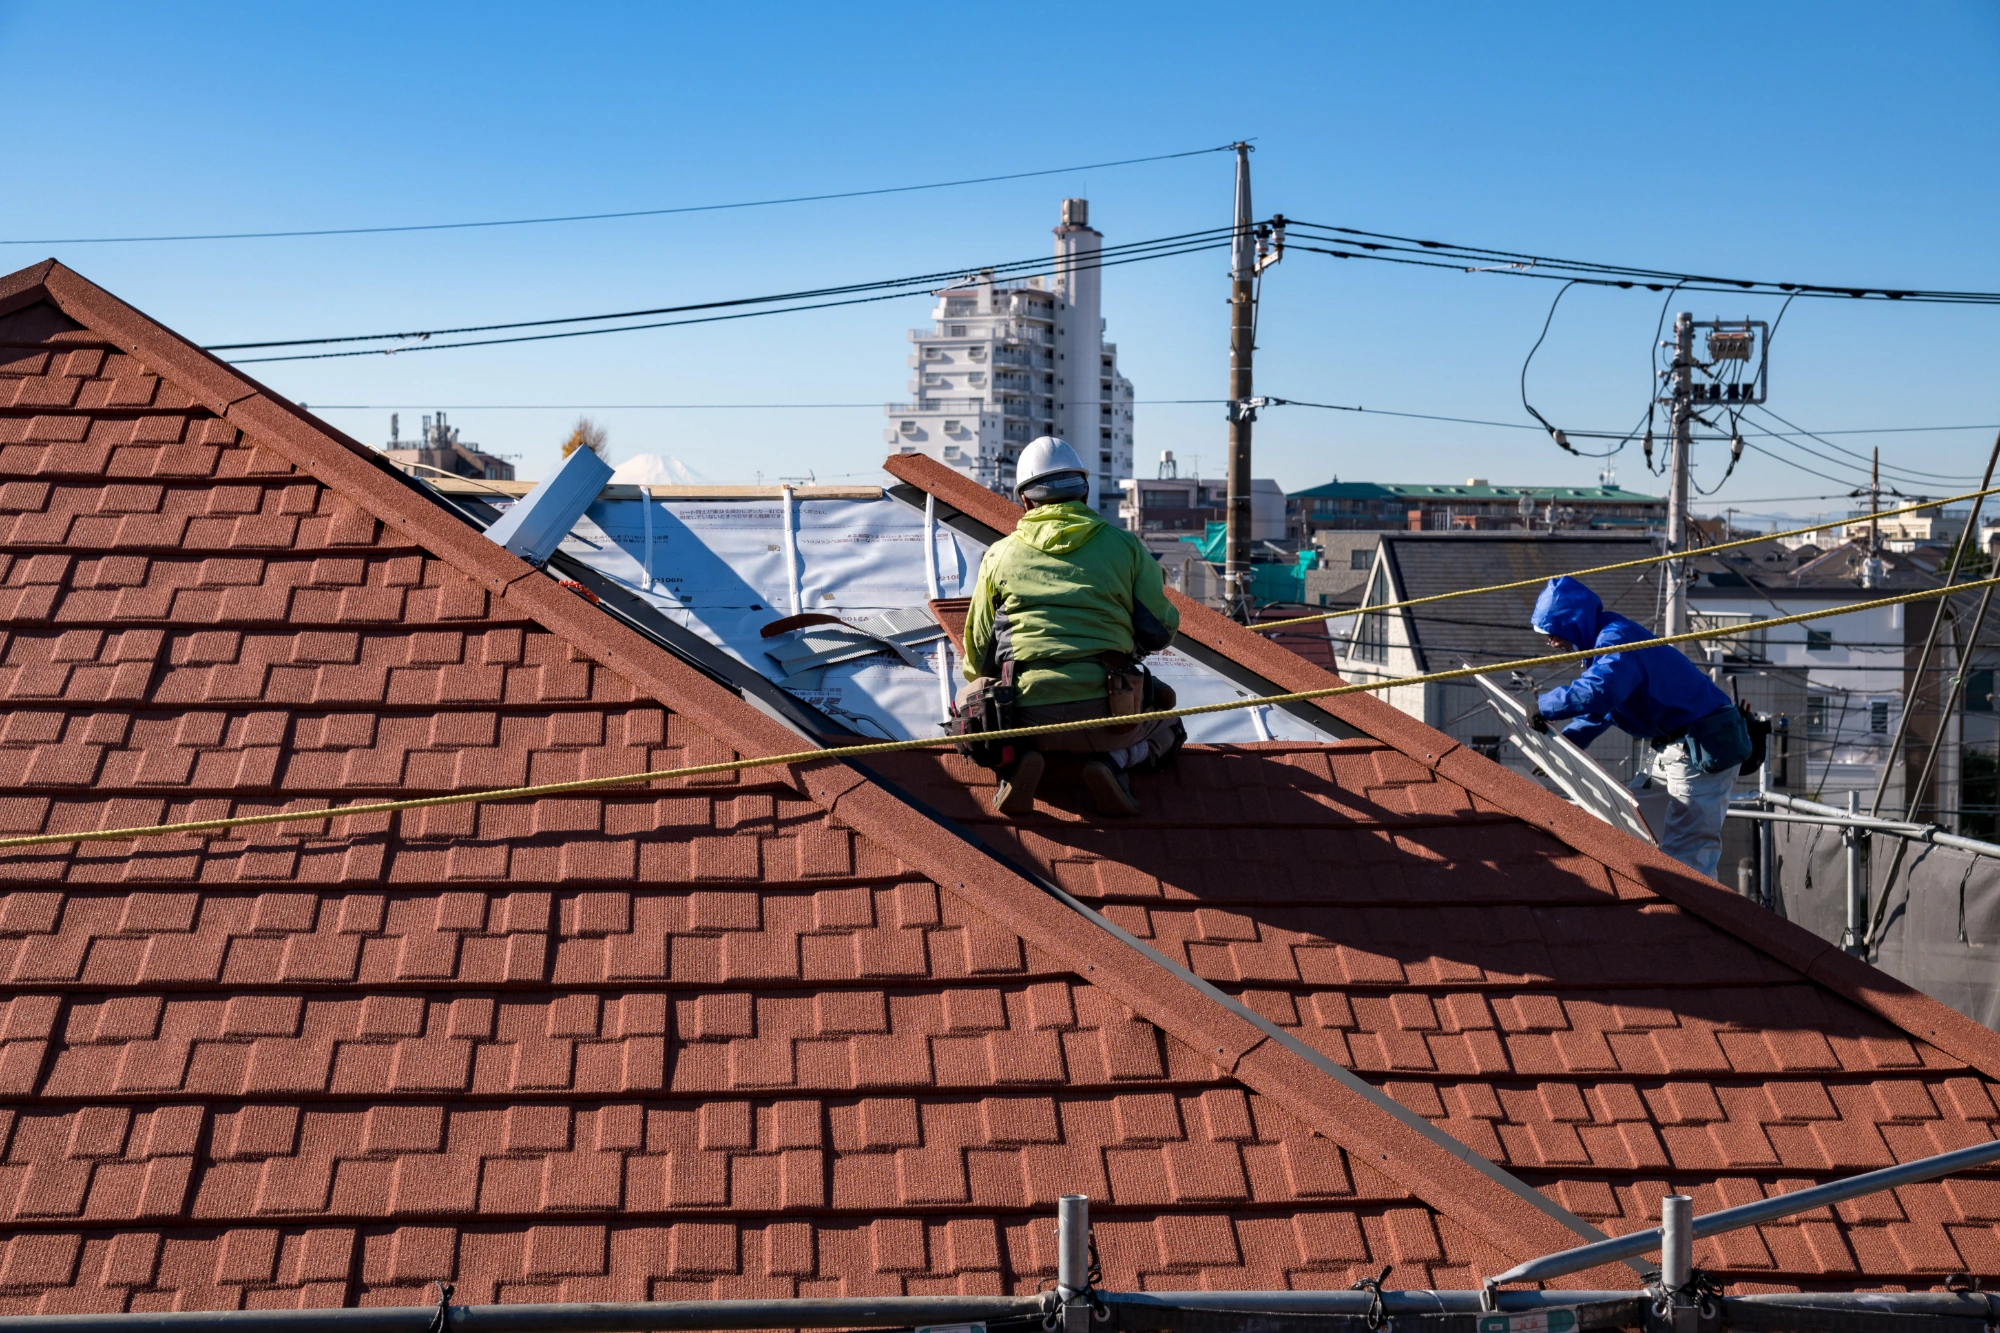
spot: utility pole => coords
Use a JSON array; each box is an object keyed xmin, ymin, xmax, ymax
[
  {"xmin": 1870, "ymin": 447, "xmax": 1882, "ymax": 554},
  {"xmin": 1223, "ymin": 142, "xmax": 1257, "ymax": 617},
  {"xmin": 1663, "ymin": 311, "xmax": 1694, "ymax": 638}
]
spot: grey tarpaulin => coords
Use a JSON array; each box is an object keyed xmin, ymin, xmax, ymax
[
  {"xmin": 529, "ymin": 491, "xmax": 1346, "ymax": 746},
  {"xmin": 1768, "ymin": 818, "xmax": 2000, "ymax": 1030}
]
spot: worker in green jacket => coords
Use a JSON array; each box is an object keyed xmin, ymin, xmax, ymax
[{"xmin": 961, "ymin": 437, "xmax": 1183, "ymax": 817}]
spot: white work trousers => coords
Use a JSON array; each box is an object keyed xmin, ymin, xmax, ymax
[{"xmin": 1629, "ymin": 741, "xmax": 1737, "ymax": 880}]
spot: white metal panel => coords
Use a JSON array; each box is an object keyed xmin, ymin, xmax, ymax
[{"xmin": 1473, "ymin": 671, "xmax": 1656, "ymax": 845}]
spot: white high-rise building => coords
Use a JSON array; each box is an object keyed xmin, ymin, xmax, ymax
[{"xmin": 884, "ymin": 199, "xmax": 1136, "ymax": 523}]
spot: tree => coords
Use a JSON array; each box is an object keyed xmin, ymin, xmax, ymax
[{"xmin": 561, "ymin": 416, "xmax": 608, "ymax": 459}]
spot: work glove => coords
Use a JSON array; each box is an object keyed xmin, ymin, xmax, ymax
[{"xmin": 1529, "ymin": 710, "xmax": 1550, "ymax": 735}]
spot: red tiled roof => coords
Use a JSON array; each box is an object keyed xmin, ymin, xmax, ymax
[
  {"xmin": 0, "ymin": 261, "xmax": 1992, "ymax": 1315},
  {"xmin": 881, "ymin": 453, "xmax": 2000, "ymax": 1291}
]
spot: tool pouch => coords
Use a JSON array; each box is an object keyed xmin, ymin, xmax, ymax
[
  {"xmin": 1102, "ymin": 651, "xmax": 1163, "ymax": 718},
  {"xmin": 1106, "ymin": 668, "xmax": 1145, "ymax": 718},
  {"xmin": 951, "ymin": 661, "xmax": 1019, "ymax": 770}
]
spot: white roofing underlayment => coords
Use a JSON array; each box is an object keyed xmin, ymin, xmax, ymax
[{"xmin": 525, "ymin": 487, "xmax": 1342, "ymax": 745}]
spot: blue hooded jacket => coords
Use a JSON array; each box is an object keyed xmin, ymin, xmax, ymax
[{"xmin": 1531, "ymin": 576, "xmax": 1732, "ymax": 748}]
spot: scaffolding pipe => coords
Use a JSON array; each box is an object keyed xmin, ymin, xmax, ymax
[
  {"xmin": 6, "ymin": 1290, "xmax": 2000, "ymax": 1333},
  {"xmin": 1658, "ymin": 1195, "xmax": 1692, "ymax": 1290},
  {"xmin": 1058, "ymin": 1193, "xmax": 1091, "ymax": 1298},
  {"xmin": 1761, "ymin": 790, "xmax": 2000, "ymax": 859},
  {"xmin": 1842, "ymin": 791, "xmax": 1866, "ymax": 956},
  {"xmin": 1487, "ymin": 1134, "xmax": 2000, "ymax": 1288},
  {"xmin": 0, "ymin": 1297, "xmax": 1052, "ymax": 1333}
]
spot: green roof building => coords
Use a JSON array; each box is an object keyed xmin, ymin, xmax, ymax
[{"xmin": 1287, "ymin": 477, "xmax": 1665, "ymax": 535}]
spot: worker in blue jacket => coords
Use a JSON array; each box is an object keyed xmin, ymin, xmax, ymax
[{"xmin": 1529, "ymin": 576, "xmax": 1751, "ymax": 879}]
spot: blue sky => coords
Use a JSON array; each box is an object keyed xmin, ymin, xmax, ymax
[{"xmin": 4, "ymin": 2, "xmax": 1998, "ymax": 522}]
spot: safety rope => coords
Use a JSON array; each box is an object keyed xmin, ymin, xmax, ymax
[
  {"xmin": 3, "ymin": 575, "xmax": 1996, "ymax": 852},
  {"xmin": 1252, "ymin": 482, "xmax": 2000, "ymax": 633}
]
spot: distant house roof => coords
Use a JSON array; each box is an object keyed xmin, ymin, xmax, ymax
[
  {"xmin": 0, "ymin": 260, "xmax": 1997, "ymax": 1311},
  {"xmin": 1687, "ymin": 538, "xmax": 1946, "ymax": 599},
  {"xmin": 1291, "ymin": 482, "xmax": 1663, "ymax": 504},
  {"xmin": 1360, "ymin": 533, "xmax": 1663, "ymax": 673}
]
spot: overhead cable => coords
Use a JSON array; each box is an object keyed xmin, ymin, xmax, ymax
[
  {"xmin": 1284, "ymin": 220, "xmax": 2000, "ymax": 305},
  {"xmin": 219, "ymin": 234, "xmax": 1235, "ymax": 363},
  {"xmin": 6, "ymin": 576, "xmax": 1998, "ymax": 852},
  {"xmin": 2, "ymin": 144, "xmax": 1239, "ymax": 246},
  {"xmin": 309, "ymin": 399, "xmax": 1227, "ymax": 410},
  {"xmin": 210, "ymin": 226, "xmax": 1235, "ymax": 350}
]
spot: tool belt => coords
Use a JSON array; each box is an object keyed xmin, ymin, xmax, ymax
[
  {"xmin": 1101, "ymin": 651, "xmax": 1169, "ymax": 717},
  {"xmin": 951, "ymin": 661, "xmax": 1019, "ymax": 769}
]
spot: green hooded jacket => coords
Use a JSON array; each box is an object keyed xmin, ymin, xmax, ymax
[{"xmin": 961, "ymin": 501, "xmax": 1180, "ymax": 705}]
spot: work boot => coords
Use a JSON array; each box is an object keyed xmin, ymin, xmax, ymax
[
  {"xmin": 1082, "ymin": 759, "xmax": 1141, "ymax": 818},
  {"xmin": 992, "ymin": 751, "xmax": 1045, "ymax": 817}
]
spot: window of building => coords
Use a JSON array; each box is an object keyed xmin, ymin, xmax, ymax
[
  {"xmin": 1870, "ymin": 699, "xmax": 1890, "ymax": 734},
  {"xmin": 1349, "ymin": 549, "xmax": 1372, "ymax": 571},
  {"xmin": 968, "ymin": 347, "xmax": 986, "ymax": 361},
  {"xmin": 1349, "ymin": 568, "xmax": 1391, "ymax": 664},
  {"xmin": 943, "ymin": 421, "xmax": 960, "ymax": 434},
  {"xmin": 949, "ymin": 324, "xmax": 967, "ymax": 336},
  {"xmin": 899, "ymin": 421, "xmax": 916, "ymax": 435},
  {"xmin": 1969, "ymin": 668, "xmax": 1995, "ymax": 713},
  {"xmin": 1806, "ymin": 695, "xmax": 1829, "ymax": 736},
  {"xmin": 1805, "ymin": 628, "xmax": 1834, "ymax": 651},
  {"xmin": 923, "ymin": 347, "xmax": 943, "ymax": 360}
]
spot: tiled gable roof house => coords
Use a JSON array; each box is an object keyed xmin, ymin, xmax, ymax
[{"xmin": 0, "ymin": 259, "xmax": 1997, "ymax": 1313}]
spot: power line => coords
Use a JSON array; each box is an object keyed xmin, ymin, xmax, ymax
[
  {"xmin": 210, "ymin": 226, "xmax": 1234, "ymax": 350},
  {"xmin": 2, "ymin": 145, "xmax": 1238, "ymax": 246},
  {"xmin": 309, "ymin": 399, "xmax": 1227, "ymax": 410},
  {"xmin": 219, "ymin": 232, "xmax": 1235, "ymax": 363},
  {"xmin": 1749, "ymin": 403, "xmax": 1983, "ymax": 482},
  {"xmin": 1285, "ymin": 220, "xmax": 2000, "ymax": 306}
]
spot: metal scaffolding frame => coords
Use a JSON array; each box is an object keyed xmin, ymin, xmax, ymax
[{"xmin": 3, "ymin": 1143, "xmax": 1998, "ymax": 1333}]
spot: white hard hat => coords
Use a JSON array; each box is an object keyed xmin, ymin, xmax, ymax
[{"xmin": 1014, "ymin": 436, "xmax": 1087, "ymax": 495}]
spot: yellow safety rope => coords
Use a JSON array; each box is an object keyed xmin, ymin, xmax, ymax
[
  {"xmin": 1252, "ymin": 483, "xmax": 2000, "ymax": 633},
  {"xmin": 3, "ymin": 576, "xmax": 1994, "ymax": 853}
]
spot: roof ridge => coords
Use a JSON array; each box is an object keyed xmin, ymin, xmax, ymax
[{"xmin": 881, "ymin": 453, "xmax": 2000, "ymax": 1099}]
